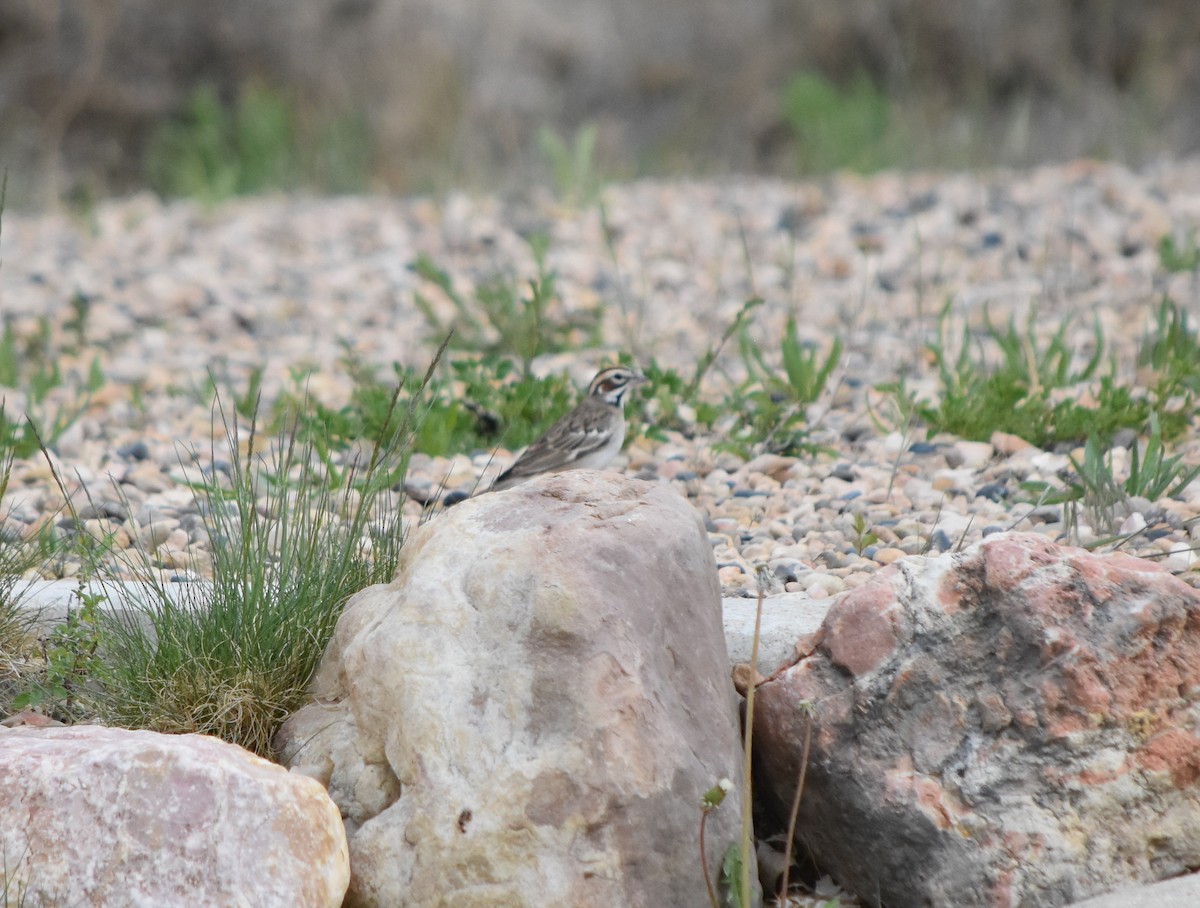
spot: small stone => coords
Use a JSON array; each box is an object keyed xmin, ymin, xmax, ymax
[
  {"xmin": 948, "ymin": 441, "xmax": 994, "ymax": 470},
  {"xmin": 77, "ymin": 500, "xmax": 128, "ymax": 521},
  {"xmin": 929, "ymin": 529, "xmax": 953, "ymax": 552},
  {"xmin": 1118, "ymin": 512, "xmax": 1147, "ymax": 536},
  {"xmin": 718, "ymin": 565, "xmax": 747, "ymax": 585},
  {"xmin": 975, "ymin": 482, "xmax": 1008, "ymax": 502},
  {"xmin": 116, "ymin": 440, "xmax": 151, "ymax": 461},
  {"xmin": 805, "ymin": 572, "xmax": 845, "ymax": 596},
  {"xmin": 990, "ymin": 431, "xmax": 1032, "ymax": 455},
  {"xmin": 767, "ymin": 520, "xmax": 793, "ymax": 540},
  {"xmin": 873, "ymin": 547, "xmax": 906, "ymax": 565}
]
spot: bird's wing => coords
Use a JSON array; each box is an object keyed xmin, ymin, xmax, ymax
[
  {"xmin": 502, "ymin": 421, "xmax": 611, "ymax": 476},
  {"xmin": 492, "ymin": 407, "xmax": 616, "ymax": 489}
]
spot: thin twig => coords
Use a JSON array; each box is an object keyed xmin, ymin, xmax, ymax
[
  {"xmin": 700, "ymin": 806, "xmax": 719, "ymax": 908},
  {"xmin": 740, "ymin": 566, "xmax": 768, "ymax": 908},
  {"xmin": 778, "ymin": 704, "xmax": 813, "ymax": 902}
]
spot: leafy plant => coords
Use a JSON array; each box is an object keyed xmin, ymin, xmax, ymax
[
  {"xmin": 720, "ymin": 843, "xmax": 751, "ymax": 908},
  {"xmin": 1023, "ymin": 413, "xmax": 1200, "ymax": 537},
  {"xmin": 10, "ymin": 586, "xmax": 106, "ymax": 722},
  {"xmin": 0, "ymin": 315, "xmax": 102, "ymax": 459},
  {"xmin": 146, "ymin": 82, "xmax": 369, "ymax": 203},
  {"xmin": 537, "ymin": 122, "xmax": 603, "ymax": 206},
  {"xmin": 699, "ymin": 779, "xmax": 734, "ymax": 908},
  {"xmin": 440, "ymin": 356, "xmax": 577, "ymax": 454},
  {"xmin": 722, "ymin": 314, "xmax": 841, "ymax": 456},
  {"xmin": 849, "ymin": 512, "xmax": 878, "ymax": 556},
  {"xmin": 622, "ymin": 299, "xmax": 763, "ymax": 443},
  {"xmin": 1139, "ymin": 296, "xmax": 1200, "ymax": 398},
  {"xmin": 276, "ymin": 351, "xmax": 577, "ymax": 459},
  {"xmin": 891, "ymin": 305, "xmax": 1186, "ymax": 448},
  {"xmin": 782, "ymin": 71, "xmax": 897, "ymax": 173},
  {"xmin": 0, "ymin": 454, "xmax": 55, "ymax": 708},
  {"xmin": 1122, "ymin": 413, "xmax": 1200, "ymax": 500},
  {"xmin": 1157, "ymin": 232, "xmax": 1200, "ymax": 273},
  {"xmin": 412, "ymin": 239, "xmax": 602, "ymax": 376}
]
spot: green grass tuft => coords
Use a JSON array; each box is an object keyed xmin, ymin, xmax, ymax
[
  {"xmin": 412, "ymin": 239, "xmax": 602, "ymax": 376},
  {"xmin": 145, "ymin": 82, "xmax": 370, "ymax": 203},
  {"xmin": 92, "ymin": 346, "xmax": 441, "ymax": 756},
  {"xmin": 782, "ymin": 71, "xmax": 897, "ymax": 174},
  {"xmin": 884, "ymin": 304, "xmax": 1194, "ymax": 449}
]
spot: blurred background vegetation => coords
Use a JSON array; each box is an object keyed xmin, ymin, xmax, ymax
[{"xmin": 2, "ymin": 0, "xmax": 1198, "ymax": 208}]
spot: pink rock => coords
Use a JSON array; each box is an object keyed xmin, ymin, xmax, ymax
[
  {"xmin": 0, "ymin": 725, "xmax": 349, "ymax": 907},
  {"xmin": 0, "ymin": 709, "xmax": 65, "ymax": 728},
  {"xmin": 754, "ymin": 532, "xmax": 1200, "ymax": 908}
]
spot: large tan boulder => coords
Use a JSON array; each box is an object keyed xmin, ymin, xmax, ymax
[
  {"xmin": 0, "ymin": 725, "xmax": 349, "ymax": 907},
  {"xmin": 277, "ymin": 470, "xmax": 754, "ymax": 907}
]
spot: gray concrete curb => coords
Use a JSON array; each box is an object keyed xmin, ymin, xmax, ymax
[
  {"xmin": 8, "ymin": 581, "xmax": 831, "ymax": 674},
  {"xmin": 9, "ymin": 579, "xmax": 211, "ymax": 633}
]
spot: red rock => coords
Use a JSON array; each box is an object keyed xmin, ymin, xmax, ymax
[{"xmin": 754, "ymin": 531, "xmax": 1200, "ymax": 908}]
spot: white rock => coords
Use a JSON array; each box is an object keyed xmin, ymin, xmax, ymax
[
  {"xmin": 1119, "ymin": 511, "xmax": 1147, "ymax": 536},
  {"xmin": 950, "ymin": 440, "xmax": 994, "ymax": 470},
  {"xmin": 0, "ymin": 725, "xmax": 349, "ymax": 907},
  {"xmin": 276, "ymin": 470, "xmax": 756, "ymax": 907}
]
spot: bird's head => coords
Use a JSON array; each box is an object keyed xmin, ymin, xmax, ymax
[{"xmin": 588, "ymin": 366, "xmax": 648, "ymax": 407}]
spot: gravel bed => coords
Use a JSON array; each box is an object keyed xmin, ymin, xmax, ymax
[{"xmin": 3, "ymin": 159, "xmax": 1200, "ymax": 595}]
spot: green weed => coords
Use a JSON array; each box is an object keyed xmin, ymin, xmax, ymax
[
  {"xmin": 438, "ymin": 356, "xmax": 577, "ymax": 454},
  {"xmin": 623, "ymin": 298, "xmax": 763, "ymax": 442},
  {"xmin": 781, "ymin": 71, "xmax": 897, "ymax": 173},
  {"xmin": 1139, "ymin": 297, "xmax": 1200, "ymax": 398},
  {"xmin": 0, "ymin": 316, "xmax": 103, "ymax": 459},
  {"xmin": 412, "ymin": 239, "xmax": 602, "ymax": 376},
  {"xmin": 537, "ymin": 122, "xmax": 603, "ymax": 207},
  {"xmin": 275, "ymin": 351, "xmax": 577, "ymax": 459},
  {"xmin": 626, "ymin": 357, "xmax": 719, "ymax": 441},
  {"xmin": 889, "ymin": 305, "xmax": 1189, "ymax": 448},
  {"xmin": 0, "ymin": 454, "xmax": 49, "ymax": 708},
  {"xmin": 146, "ymin": 83, "xmax": 369, "ymax": 203},
  {"xmin": 1022, "ymin": 414, "xmax": 1200, "ymax": 537},
  {"xmin": 722, "ymin": 315, "xmax": 841, "ymax": 457},
  {"xmin": 849, "ymin": 512, "xmax": 878, "ymax": 556},
  {"xmin": 1157, "ymin": 233, "xmax": 1200, "ymax": 274},
  {"xmin": 10, "ymin": 585, "xmax": 106, "ymax": 723}
]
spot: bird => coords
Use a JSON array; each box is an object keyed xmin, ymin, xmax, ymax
[{"xmin": 489, "ymin": 365, "xmax": 647, "ymax": 492}]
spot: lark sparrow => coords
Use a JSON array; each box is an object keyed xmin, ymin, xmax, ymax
[{"xmin": 489, "ymin": 366, "xmax": 647, "ymax": 492}]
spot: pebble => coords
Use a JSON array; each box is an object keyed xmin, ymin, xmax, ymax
[{"xmin": 947, "ymin": 441, "xmax": 994, "ymax": 470}]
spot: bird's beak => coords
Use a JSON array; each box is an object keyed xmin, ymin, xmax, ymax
[{"xmin": 632, "ymin": 372, "xmax": 648, "ymax": 385}]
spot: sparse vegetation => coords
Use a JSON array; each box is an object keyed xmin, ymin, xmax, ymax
[
  {"xmin": 1023, "ymin": 413, "xmax": 1200, "ymax": 538},
  {"xmin": 782, "ymin": 72, "xmax": 897, "ymax": 174},
  {"xmin": 882, "ymin": 303, "xmax": 1194, "ymax": 448},
  {"xmin": 92, "ymin": 355, "xmax": 430, "ymax": 755},
  {"xmin": 412, "ymin": 237, "xmax": 602, "ymax": 376},
  {"xmin": 0, "ymin": 317, "xmax": 104, "ymax": 459},
  {"xmin": 724, "ymin": 315, "xmax": 841, "ymax": 457},
  {"xmin": 145, "ymin": 82, "xmax": 370, "ymax": 203},
  {"xmin": 10, "ymin": 585, "xmax": 105, "ymax": 723},
  {"xmin": 1157, "ymin": 232, "xmax": 1200, "ymax": 274},
  {"xmin": 537, "ymin": 122, "xmax": 605, "ymax": 207}
]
